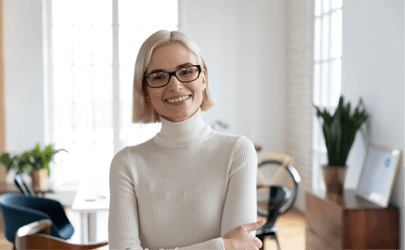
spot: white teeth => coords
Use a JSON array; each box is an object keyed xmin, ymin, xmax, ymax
[{"xmin": 166, "ymin": 95, "xmax": 191, "ymax": 103}]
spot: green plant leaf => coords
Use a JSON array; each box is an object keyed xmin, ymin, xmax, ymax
[
  {"xmin": 323, "ymin": 120, "xmax": 332, "ymax": 164},
  {"xmin": 313, "ymin": 96, "xmax": 368, "ymax": 167},
  {"xmin": 331, "ymin": 108, "xmax": 342, "ymax": 164}
]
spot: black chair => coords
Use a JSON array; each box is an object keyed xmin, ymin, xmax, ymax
[
  {"xmin": 14, "ymin": 174, "xmax": 36, "ymax": 196},
  {"xmin": 256, "ymin": 185, "xmax": 290, "ymax": 250},
  {"xmin": 0, "ymin": 193, "xmax": 75, "ymax": 250}
]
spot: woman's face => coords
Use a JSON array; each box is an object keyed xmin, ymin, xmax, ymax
[{"xmin": 145, "ymin": 43, "xmax": 206, "ymax": 122}]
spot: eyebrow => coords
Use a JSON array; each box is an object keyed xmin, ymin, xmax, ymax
[{"xmin": 147, "ymin": 63, "xmax": 193, "ymax": 75}]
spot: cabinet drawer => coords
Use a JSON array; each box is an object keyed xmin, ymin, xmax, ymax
[
  {"xmin": 306, "ymin": 192, "xmax": 342, "ymax": 249},
  {"xmin": 306, "ymin": 227, "xmax": 338, "ymax": 250}
]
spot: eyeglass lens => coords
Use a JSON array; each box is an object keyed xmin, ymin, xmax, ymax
[{"xmin": 146, "ymin": 66, "xmax": 200, "ymax": 88}]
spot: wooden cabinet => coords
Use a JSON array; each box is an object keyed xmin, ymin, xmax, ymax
[{"xmin": 306, "ymin": 189, "xmax": 399, "ymax": 249}]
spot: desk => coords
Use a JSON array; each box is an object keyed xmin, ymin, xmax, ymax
[
  {"xmin": 71, "ymin": 181, "xmax": 109, "ymax": 243},
  {"xmin": 306, "ymin": 189, "xmax": 399, "ymax": 249}
]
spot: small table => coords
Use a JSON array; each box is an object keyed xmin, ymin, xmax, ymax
[
  {"xmin": 306, "ymin": 189, "xmax": 399, "ymax": 249},
  {"xmin": 71, "ymin": 181, "xmax": 109, "ymax": 243}
]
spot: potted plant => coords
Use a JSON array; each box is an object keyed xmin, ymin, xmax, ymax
[
  {"xmin": 0, "ymin": 152, "xmax": 31, "ymax": 175},
  {"xmin": 0, "ymin": 143, "xmax": 67, "ymax": 190},
  {"xmin": 25, "ymin": 143, "xmax": 68, "ymax": 190},
  {"xmin": 0, "ymin": 153, "xmax": 20, "ymax": 183},
  {"xmin": 313, "ymin": 95, "xmax": 368, "ymax": 194}
]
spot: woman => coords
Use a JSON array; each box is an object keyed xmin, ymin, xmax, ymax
[{"xmin": 108, "ymin": 30, "xmax": 264, "ymax": 250}]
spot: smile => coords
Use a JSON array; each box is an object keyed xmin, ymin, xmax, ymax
[{"xmin": 165, "ymin": 95, "xmax": 192, "ymax": 103}]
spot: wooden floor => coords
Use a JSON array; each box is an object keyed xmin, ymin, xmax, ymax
[
  {"xmin": 0, "ymin": 203, "xmax": 305, "ymax": 250},
  {"xmin": 258, "ymin": 200, "xmax": 306, "ymax": 249}
]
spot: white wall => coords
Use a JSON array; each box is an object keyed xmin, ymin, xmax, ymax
[
  {"xmin": 3, "ymin": 0, "xmax": 47, "ymax": 153},
  {"xmin": 183, "ymin": 0, "xmax": 286, "ymax": 154},
  {"xmin": 342, "ymin": 0, "xmax": 404, "ymax": 249}
]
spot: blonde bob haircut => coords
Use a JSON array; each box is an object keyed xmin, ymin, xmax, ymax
[{"xmin": 132, "ymin": 30, "xmax": 216, "ymax": 124}]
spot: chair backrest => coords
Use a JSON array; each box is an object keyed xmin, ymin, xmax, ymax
[
  {"xmin": 15, "ymin": 219, "xmax": 108, "ymax": 250},
  {"xmin": 0, "ymin": 193, "xmax": 74, "ymax": 244},
  {"xmin": 14, "ymin": 174, "xmax": 36, "ymax": 196},
  {"xmin": 266, "ymin": 185, "xmax": 290, "ymax": 227}
]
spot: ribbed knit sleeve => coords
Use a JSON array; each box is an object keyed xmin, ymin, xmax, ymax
[
  {"xmin": 220, "ymin": 137, "xmax": 258, "ymax": 237},
  {"xmin": 108, "ymin": 147, "xmax": 225, "ymax": 250},
  {"xmin": 108, "ymin": 146, "xmax": 143, "ymax": 249}
]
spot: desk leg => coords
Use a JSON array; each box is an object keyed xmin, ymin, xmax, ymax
[
  {"xmin": 80, "ymin": 213, "xmax": 88, "ymax": 243},
  {"xmin": 88, "ymin": 213, "xmax": 97, "ymax": 242}
]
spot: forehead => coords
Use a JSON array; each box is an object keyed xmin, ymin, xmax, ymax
[{"xmin": 148, "ymin": 43, "xmax": 198, "ymax": 72}]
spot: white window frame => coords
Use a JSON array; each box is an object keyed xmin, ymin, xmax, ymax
[
  {"xmin": 45, "ymin": 0, "xmax": 181, "ymax": 189},
  {"xmin": 312, "ymin": 0, "xmax": 343, "ymax": 190}
]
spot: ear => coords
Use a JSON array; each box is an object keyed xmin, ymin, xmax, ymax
[{"xmin": 201, "ymin": 70, "xmax": 207, "ymax": 87}]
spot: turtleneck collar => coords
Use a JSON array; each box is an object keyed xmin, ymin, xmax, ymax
[{"xmin": 154, "ymin": 107, "xmax": 213, "ymax": 148}]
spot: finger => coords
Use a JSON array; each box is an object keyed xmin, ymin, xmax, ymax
[
  {"xmin": 245, "ymin": 220, "xmax": 265, "ymax": 232},
  {"xmin": 256, "ymin": 237, "xmax": 263, "ymax": 248}
]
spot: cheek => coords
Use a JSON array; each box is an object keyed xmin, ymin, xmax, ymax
[{"xmin": 148, "ymin": 90, "xmax": 165, "ymax": 105}]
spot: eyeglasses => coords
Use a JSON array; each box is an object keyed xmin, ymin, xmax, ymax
[{"xmin": 144, "ymin": 65, "xmax": 202, "ymax": 88}]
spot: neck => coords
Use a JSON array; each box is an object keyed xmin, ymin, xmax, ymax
[{"xmin": 154, "ymin": 108, "xmax": 213, "ymax": 148}]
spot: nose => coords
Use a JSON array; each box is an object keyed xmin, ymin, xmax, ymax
[{"xmin": 167, "ymin": 74, "xmax": 183, "ymax": 90}]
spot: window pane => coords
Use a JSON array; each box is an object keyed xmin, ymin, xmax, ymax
[
  {"xmin": 332, "ymin": 0, "xmax": 342, "ymax": 9},
  {"xmin": 93, "ymin": 25, "xmax": 113, "ymax": 64},
  {"xmin": 72, "ymin": 26, "xmax": 93, "ymax": 64},
  {"xmin": 321, "ymin": 62, "xmax": 329, "ymax": 106},
  {"xmin": 119, "ymin": 0, "xmax": 177, "ymax": 27},
  {"xmin": 74, "ymin": 104, "xmax": 93, "ymax": 142},
  {"xmin": 330, "ymin": 58, "xmax": 341, "ymax": 106},
  {"xmin": 313, "ymin": 63, "xmax": 321, "ymax": 106},
  {"xmin": 120, "ymin": 103, "xmax": 161, "ymax": 147},
  {"xmin": 53, "ymin": 25, "xmax": 73, "ymax": 64},
  {"xmin": 322, "ymin": 0, "xmax": 330, "ymax": 13},
  {"xmin": 53, "ymin": 65, "xmax": 73, "ymax": 103},
  {"xmin": 120, "ymin": 66, "xmax": 134, "ymax": 103},
  {"xmin": 73, "ymin": 66, "xmax": 93, "ymax": 103},
  {"xmin": 94, "ymin": 65, "xmax": 113, "ymax": 103},
  {"xmin": 315, "ymin": 0, "xmax": 321, "ymax": 17},
  {"xmin": 95, "ymin": 103, "xmax": 113, "ymax": 142},
  {"xmin": 52, "ymin": 0, "xmax": 74, "ymax": 25},
  {"xmin": 331, "ymin": 9, "xmax": 342, "ymax": 58},
  {"xmin": 314, "ymin": 18, "xmax": 321, "ymax": 61},
  {"xmin": 51, "ymin": 0, "xmax": 178, "ymax": 188},
  {"xmin": 54, "ymin": 128, "xmax": 74, "ymax": 144},
  {"xmin": 94, "ymin": 143, "xmax": 114, "ymax": 173},
  {"xmin": 92, "ymin": 0, "xmax": 112, "ymax": 25},
  {"xmin": 120, "ymin": 102, "xmax": 133, "ymax": 130},
  {"xmin": 322, "ymin": 15, "xmax": 329, "ymax": 60},
  {"xmin": 75, "ymin": 143, "xmax": 95, "ymax": 178},
  {"xmin": 54, "ymin": 103, "xmax": 74, "ymax": 141},
  {"xmin": 119, "ymin": 27, "xmax": 154, "ymax": 65},
  {"xmin": 72, "ymin": 0, "xmax": 93, "ymax": 25},
  {"xmin": 53, "ymin": 142, "xmax": 77, "ymax": 185}
]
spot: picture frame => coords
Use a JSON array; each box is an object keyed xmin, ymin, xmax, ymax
[{"xmin": 355, "ymin": 144, "xmax": 402, "ymax": 208}]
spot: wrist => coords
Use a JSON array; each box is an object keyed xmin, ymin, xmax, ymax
[{"xmin": 221, "ymin": 237, "xmax": 229, "ymax": 249}]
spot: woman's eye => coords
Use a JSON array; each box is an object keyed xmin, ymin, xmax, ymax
[
  {"xmin": 179, "ymin": 69, "xmax": 192, "ymax": 75},
  {"xmin": 152, "ymin": 73, "xmax": 167, "ymax": 80}
]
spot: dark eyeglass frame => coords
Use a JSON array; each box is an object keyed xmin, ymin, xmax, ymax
[{"xmin": 143, "ymin": 65, "xmax": 202, "ymax": 88}]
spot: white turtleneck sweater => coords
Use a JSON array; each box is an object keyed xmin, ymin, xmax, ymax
[{"xmin": 108, "ymin": 108, "xmax": 258, "ymax": 250}]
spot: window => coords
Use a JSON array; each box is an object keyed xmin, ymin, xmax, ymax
[
  {"xmin": 49, "ymin": 0, "xmax": 178, "ymax": 188},
  {"xmin": 312, "ymin": 0, "xmax": 342, "ymax": 190}
]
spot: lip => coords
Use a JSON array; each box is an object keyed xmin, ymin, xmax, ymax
[{"xmin": 164, "ymin": 94, "xmax": 192, "ymax": 101}]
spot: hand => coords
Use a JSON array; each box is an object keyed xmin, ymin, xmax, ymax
[{"xmin": 221, "ymin": 219, "xmax": 265, "ymax": 250}]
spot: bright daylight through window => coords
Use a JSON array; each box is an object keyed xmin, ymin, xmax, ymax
[
  {"xmin": 50, "ymin": 0, "xmax": 178, "ymax": 188},
  {"xmin": 312, "ymin": 0, "xmax": 342, "ymax": 190}
]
